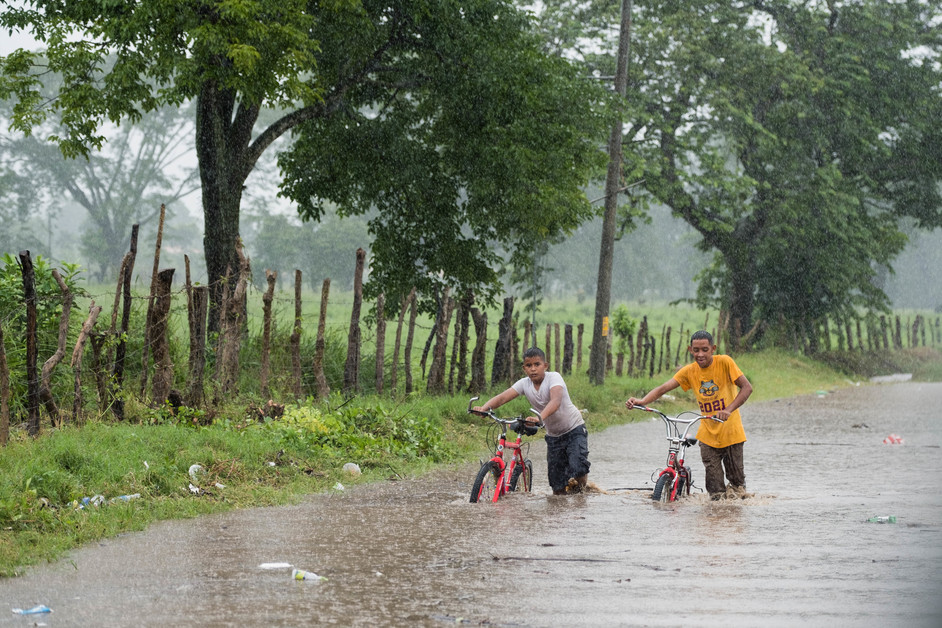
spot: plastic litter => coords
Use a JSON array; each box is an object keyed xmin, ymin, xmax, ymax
[
  {"xmin": 12, "ymin": 605, "xmax": 52, "ymax": 615},
  {"xmin": 342, "ymin": 462, "xmax": 361, "ymax": 477},
  {"xmin": 292, "ymin": 569, "xmax": 327, "ymax": 582},
  {"xmin": 867, "ymin": 515, "xmax": 897, "ymax": 524},
  {"xmin": 333, "ymin": 482, "xmax": 345, "ymax": 491},
  {"xmin": 188, "ymin": 464, "xmax": 205, "ymax": 482},
  {"xmin": 882, "ymin": 434, "xmax": 904, "ymax": 445}
]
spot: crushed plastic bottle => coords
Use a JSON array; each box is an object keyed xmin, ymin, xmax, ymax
[
  {"xmin": 292, "ymin": 569, "xmax": 327, "ymax": 582},
  {"xmin": 11, "ymin": 605, "xmax": 52, "ymax": 615},
  {"xmin": 867, "ymin": 515, "xmax": 897, "ymax": 524},
  {"xmin": 342, "ymin": 462, "xmax": 361, "ymax": 477}
]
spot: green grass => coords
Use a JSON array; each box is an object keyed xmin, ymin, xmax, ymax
[{"xmin": 2, "ymin": 344, "xmax": 940, "ymax": 577}]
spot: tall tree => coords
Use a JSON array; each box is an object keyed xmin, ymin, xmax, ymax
[
  {"xmin": 0, "ymin": 101, "xmax": 198, "ymax": 280},
  {"xmin": 1, "ymin": 0, "xmax": 608, "ymax": 325}
]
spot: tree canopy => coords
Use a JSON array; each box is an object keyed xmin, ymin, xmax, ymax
[
  {"xmin": 535, "ymin": 0, "xmax": 942, "ymax": 348},
  {"xmin": 1, "ymin": 0, "xmax": 609, "ymax": 317}
]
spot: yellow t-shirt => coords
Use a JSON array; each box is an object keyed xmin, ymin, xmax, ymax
[{"xmin": 672, "ymin": 354, "xmax": 746, "ymax": 448}]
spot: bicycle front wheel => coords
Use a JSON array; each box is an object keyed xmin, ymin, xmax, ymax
[
  {"xmin": 470, "ymin": 460, "xmax": 501, "ymax": 503},
  {"xmin": 652, "ymin": 473, "xmax": 674, "ymax": 502},
  {"xmin": 509, "ymin": 458, "xmax": 533, "ymax": 493}
]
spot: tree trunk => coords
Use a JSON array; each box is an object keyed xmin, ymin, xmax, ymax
[
  {"xmin": 150, "ymin": 268, "xmax": 176, "ymax": 406},
  {"xmin": 590, "ymin": 0, "xmax": 633, "ymax": 386},
  {"xmin": 18, "ymin": 251, "xmax": 40, "ymax": 436},
  {"xmin": 390, "ymin": 288, "xmax": 415, "ymax": 396},
  {"xmin": 290, "ymin": 270, "xmax": 303, "ymax": 398},
  {"xmin": 447, "ymin": 297, "xmax": 461, "ymax": 395},
  {"xmin": 375, "ymin": 293, "xmax": 386, "ymax": 394},
  {"xmin": 523, "ymin": 319, "xmax": 531, "ymax": 351},
  {"xmin": 39, "ymin": 270, "xmax": 73, "ymax": 427},
  {"xmin": 313, "ymin": 278, "xmax": 331, "ymax": 399},
  {"xmin": 554, "ymin": 323, "xmax": 561, "ymax": 372},
  {"xmin": 197, "ymin": 82, "xmax": 255, "ymax": 334},
  {"xmin": 112, "ymin": 225, "xmax": 139, "ymax": 421},
  {"xmin": 260, "ymin": 270, "xmax": 277, "ymax": 397},
  {"xmin": 343, "ymin": 248, "xmax": 366, "ymax": 394},
  {"xmin": 469, "ymin": 307, "xmax": 487, "ymax": 393}
]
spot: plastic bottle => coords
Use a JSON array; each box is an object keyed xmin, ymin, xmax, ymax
[
  {"xmin": 292, "ymin": 569, "xmax": 327, "ymax": 582},
  {"xmin": 867, "ymin": 515, "xmax": 897, "ymax": 524}
]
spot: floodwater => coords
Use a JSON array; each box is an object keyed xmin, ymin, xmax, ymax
[{"xmin": 1, "ymin": 382, "xmax": 940, "ymax": 627}]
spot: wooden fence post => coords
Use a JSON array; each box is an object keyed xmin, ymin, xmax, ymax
[
  {"xmin": 577, "ymin": 323, "xmax": 584, "ymax": 370},
  {"xmin": 0, "ymin": 320, "xmax": 9, "ymax": 444},
  {"xmin": 554, "ymin": 323, "xmax": 561, "ymax": 372},
  {"xmin": 427, "ymin": 289, "xmax": 452, "ymax": 394},
  {"xmin": 544, "ymin": 323, "xmax": 551, "ymax": 369},
  {"xmin": 390, "ymin": 288, "xmax": 414, "ymax": 396},
  {"xmin": 39, "ymin": 270, "xmax": 73, "ymax": 427},
  {"xmin": 563, "ymin": 324, "xmax": 573, "ymax": 375},
  {"xmin": 469, "ymin": 307, "xmax": 487, "ymax": 392},
  {"xmin": 150, "ymin": 268, "xmax": 175, "ymax": 406},
  {"xmin": 343, "ymin": 249, "xmax": 366, "ymax": 394},
  {"xmin": 375, "ymin": 293, "xmax": 386, "ymax": 394},
  {"xmin": 140, "ymin": 203, "xmax": 167, "ymax": 398},
  {"xmin": 492, "ymin": 297, "xmax": 514, "ymax": 386},
  {"xmin": 18, "ymin": 251, "xmax": 40, "ymax": 436},
  {"xmin": 112, "ymin": 225, "xmax": 139, "ymax": 421},
  {"xmin": 260, "ymin": 270, "xmax": 277, "ymax": 397},
  {"xmin": 71, "ymin": 302, "xmax": 102, "ymax": 424},
  {"xmin": 404, "ymin": 292, "xmax": 418, "ymax": 395},
  {"xmin": 290, "ymin": 270, "xmax": 303, "ymax": 398},
  {"xmin": 313, "ymin": 278, "xmax": 331, "ymax": 399}
]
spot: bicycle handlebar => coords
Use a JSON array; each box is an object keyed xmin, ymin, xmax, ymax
[
  {"xmin": 467, "ymin": 397, "xmax": 545, "ymax": 431},
  {"xmin": 626, "ymin": 403, "xmax": 725, "ymax": 423}
]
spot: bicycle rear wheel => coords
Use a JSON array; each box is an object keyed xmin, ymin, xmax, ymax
[
  {"xmin": 652, "ymin": 473, "xmax": 674, "ymax": 502},
  {"xmin": 509, "ymin": 458, "xmax": 533, "ymax": 493},
  {"xmin": 470, "ymin": 460, "xmax": 501, "ymax": 503}
]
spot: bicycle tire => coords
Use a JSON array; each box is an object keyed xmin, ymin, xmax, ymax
[
  {"xmin": 674, "ymin": 476, "xmax": 686, "ymax": 499},
  {"xmin": 470, "ymin": 460, "xmax": 501, "ymax": 503},
  {"xmin": 652, "ymin": 473, "xmax": 674, "ymax": 502},
  {"xmin": 509, "ymin": 458, "xmax": 533, "ymax": 493}
]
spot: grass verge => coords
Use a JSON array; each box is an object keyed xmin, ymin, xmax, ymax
[{"xmin": 1, "ymin": 347, "xmax": 939, "ymax": 577}]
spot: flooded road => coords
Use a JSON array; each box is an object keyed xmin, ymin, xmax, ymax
[{"xmin": 2, "ymin": 382, "xmax": 940, "ymax": 627}]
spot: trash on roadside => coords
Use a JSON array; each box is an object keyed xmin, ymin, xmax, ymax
[
  {"xmin": 816, "ymin": 390, "xmax": 827, "ymax": 397},
  {"xmin": 12, "ymin": 605, "xmax": 52, "ymax": 615},
  {"xmin": 143, "ymin": 460, "xmax": 150, "ymax": 470},
  {"xmin": 214, "ymin": 482, "xmax": 226, "ymax": 489},
  {"xmin": 72, "ymin": 495, "xmax": 105, "ymax": 509},
  {"xmin": 883, "ymin": 434, "xmax": 904, "ymax": 444},
  {"xmin": 867, "ymin": 515, "xmax": 897, "ymax": 524},
  {"xmin": 342, "ymin": 462, "xmax": 361, "ymax": 477},
  {"xmin": 188, "ymin": 483, "xmax": 201, "ymax": 494},
  {"xmin": 188, "ymin": 464, "xmax": 205, "ymax": 483},
  {"xmin": 292, "ymin": 569, "xmax": 327, "ymax": 582},
  {"xmin": 259, "ymin": 562, "xmax": 293, "ymax": 570},
  {"xmin": 333, "ymin": 482, "xmax": 345, "ymax": 491},
  {"xmin": 110, "ymin": 493, "xmax": 141, "ymax": 504}
]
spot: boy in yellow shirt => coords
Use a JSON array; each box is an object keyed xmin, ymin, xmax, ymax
[{"xmin": 626, "ymin": 330, "xmax": 753, "ymax": 499}]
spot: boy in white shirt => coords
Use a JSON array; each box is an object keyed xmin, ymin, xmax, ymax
[{"xmin": 474, "ymin": 347, "xmax": 590, "ymax": 494}]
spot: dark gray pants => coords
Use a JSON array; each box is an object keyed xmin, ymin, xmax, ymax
[{"xmin": 699, "ymin": 441, "xmax": 745, "ymax": 496}]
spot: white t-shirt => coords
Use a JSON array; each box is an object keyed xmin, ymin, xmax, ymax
[{"xmin": 511, "ymin": 371, "xmax": 584, "ymax": 437}]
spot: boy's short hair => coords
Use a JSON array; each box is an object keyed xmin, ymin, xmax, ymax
[
  {"xmin": 523, "ymin": 347, "xmax": 546, "ymax": 361},
  {"xmin": 689, "ymin": 330, "xmax": 714, "ymax": 345}
]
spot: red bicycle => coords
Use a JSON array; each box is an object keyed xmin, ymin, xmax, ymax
[
  {"xmin": 627, "ymin": 404, "xmax": 724, "ymax": 502},
  {"xmin": 467, "ymin": 397, "xmax": 543, "ymax": 503}
]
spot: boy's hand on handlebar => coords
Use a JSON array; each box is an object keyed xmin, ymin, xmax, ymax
[
  {"xmin": 471, "ymin": 405, "xmax": 489, "ymax": 415},
  {"xmin": 625, "ymin": 398, "xmax": 644, "ymax": 409}
]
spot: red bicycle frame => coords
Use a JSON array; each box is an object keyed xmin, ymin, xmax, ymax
[{"xmin": 483, "ymin": 431, "xmax": 526, "ymax": 503}]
